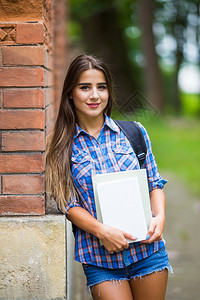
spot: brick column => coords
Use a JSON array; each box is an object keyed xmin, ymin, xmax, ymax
[{"xmin": 0, "ymin": 0, "xmax": 67, "ymax": 215}]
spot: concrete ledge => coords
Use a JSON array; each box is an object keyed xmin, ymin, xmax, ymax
[{"xmin": 0, "ymin": 215, "xmax": 66, "ymax": 300}]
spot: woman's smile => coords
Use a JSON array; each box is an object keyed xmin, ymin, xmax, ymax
[{"xmin": 86, "ymin": 103, "xmax": 101, "ymax": 108}]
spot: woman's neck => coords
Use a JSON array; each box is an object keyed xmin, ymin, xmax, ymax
[{"xmin": 77, "ymin": 114, "xmax": 105, "ymax": 139}]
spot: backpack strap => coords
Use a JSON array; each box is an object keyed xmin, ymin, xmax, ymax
[
  {"xmin": 113, "ymin": 120, "xmax": 147, "ymax": 169},
  {"xmin": 114, "ymin": 120, "xmax": 152, "ymax": 193}
]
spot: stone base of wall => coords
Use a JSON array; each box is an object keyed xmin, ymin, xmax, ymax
[
  {"xmin": 66, "ymin": 220, "xmax": 91, "ymax": 300},
  {"xmin": 0, "ymin": 215, "xmax": 66, "ymax": 300}
]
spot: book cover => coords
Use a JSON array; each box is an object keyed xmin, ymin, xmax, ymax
[{"xmin": 92, "ymin": 169, "xmax": 152, "ymax": 243}]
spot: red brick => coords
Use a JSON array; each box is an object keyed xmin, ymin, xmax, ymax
[
  {"xmin": 3, "ymin": 175, "xmax": 44, "ymax": 194},
  {"xmin": 0, "ymin": 24, "xmax": 16, "ymax": 45},
  {"xmin": 0, "ymin": 68, "xmax": 44, "ymax": 87},
  {"xmin": 0, "ymin": 0, "xmax": 43, "ymax": 22},
  {"xmin": 3, "ymin": 89, "xmax": 45, "ymax": 108},
  {"xmin": 0, "ymin": 110, "xmax": 44, "ymax": 129},
  {"xmin": 2, "ymin": 46, "xmax": 44, "ymax": 66},
  {"xmin": 16, "ymin": 23, "xmax": 44, "ymax": 44},
  {"xmin": 2, "ymin": 131, "xmax": 45, "ymax": 151},
  {"xmin": 0, "ymin": 195, "xmax": 45, "ymax": 215},
  {"xmin": 0, "ymin": 154, "xmax": 44, "ymax": 173},
  {"xmin": 0, "ymin": 28, "xmax": 8, "ymax": 40}
]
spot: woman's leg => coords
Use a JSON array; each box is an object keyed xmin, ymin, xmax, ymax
[
  {"xmin": 129, "ymin": 270, "xmax": 168, "ymax": 300},
  {"xmin": 91, "ymin": 280, "xmax": 134, "ymax": 300}
]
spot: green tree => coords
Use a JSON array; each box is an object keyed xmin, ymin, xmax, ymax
[
  {"xmin": 153, "ymin": 0, "xmax": 200, "ymax": 115},
  {"xmin": 139, "ymin": 0, "xmax": 166, "ymax": 112},
  {"xmin": 68, "ymin": 0, "xmax": 200, "ymax": 115},
  {"xmin": 68, "ymin": 0, "xmax": 138, "ymax": 107}
]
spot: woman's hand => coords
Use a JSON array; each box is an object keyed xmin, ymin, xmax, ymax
[
  {"xmin": 67, "ymin": 206, "xmax": 136, "ymax": 253},
  {"xmin": 143, "ymin": 214, "xmax": 165, "ymax": 244},
  {"xmin": 142, "ymin": 188, "xmax": 166, "ymax": 244},
  {"xmin": 97, "ymin": 224, "xmax": 136, "ymax": 254}
]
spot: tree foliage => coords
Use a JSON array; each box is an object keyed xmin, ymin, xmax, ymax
[{"xmin": 68, "ymin": 0, "xmax": 200, "ymax": 114}]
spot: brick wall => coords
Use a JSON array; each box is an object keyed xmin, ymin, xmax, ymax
[{"xmin": 0, "ymin": 0, "xmax": 68, "ymax": 215}]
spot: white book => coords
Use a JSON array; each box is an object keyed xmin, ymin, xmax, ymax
[{"xmin": 92, "ymin": 169, "xmax": 152, "ymax": 243}]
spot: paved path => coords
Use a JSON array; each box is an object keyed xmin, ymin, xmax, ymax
[
  {"xmin": 164, "ymin": 173, "xmax": 200, "ymax": 300},
  {"xmin": 68, "ymin": 173, "xmax": 200, "ymax": 299}
]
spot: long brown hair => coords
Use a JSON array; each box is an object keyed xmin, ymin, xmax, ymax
[{"xmin": 45, "ymin": 54, "xmax": 115, "ymax": 212}]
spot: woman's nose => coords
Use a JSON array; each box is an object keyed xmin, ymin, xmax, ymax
[{"xmin": 90, "ymin": 87, "xmax": 99, "ymax": 99}]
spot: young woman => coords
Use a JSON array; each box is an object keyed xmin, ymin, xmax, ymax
[{"xmin": 46, "ymin": 54, "xmax": 172, "ymax": 300}]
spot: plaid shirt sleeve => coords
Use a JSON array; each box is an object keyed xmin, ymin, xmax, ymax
[
  {"xmin": 64, "ymin": 194, "xmax": 81, "ymax": 215},
  {"xmin": 56, "ymin": 193, "xmax": 81, "ymax": 215},
  {"xmin": 137, "ymin": 122, "xmax": 168, "ymax": 190}
]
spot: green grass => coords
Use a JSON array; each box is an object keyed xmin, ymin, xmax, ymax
[
  {"xmin": 181, "ymin": 93, "xmax": 200, "ymax": 117},
  {"xmin": 111, "ymin": 110, "xmax": 200, "ymax": 198}
]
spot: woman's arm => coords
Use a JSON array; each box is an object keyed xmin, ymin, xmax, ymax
[
  {"xmin": 67, "ymin": 206, "xmax": 136, "ymax": 254},
  {"xmin": 143, "ymin": 188, "xmax": 166, "ymax": 244}
]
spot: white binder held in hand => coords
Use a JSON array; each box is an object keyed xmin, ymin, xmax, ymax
[{"xmin": 92, "ymin": 169, "xmax": 152, "ymax": 243}]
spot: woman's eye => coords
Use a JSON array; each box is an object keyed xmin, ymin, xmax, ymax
[
  {"xmin": 98, "ymin": 85, "xmax": 107, "ymax": 90},
  {"xmin": 80, "ymin": 86, "xmax": 89, "ymax": 90}
]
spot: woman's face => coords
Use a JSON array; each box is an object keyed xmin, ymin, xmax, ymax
[{"xmin": 72, "ymin": 69, "xmax": 109, "ymax": 122}]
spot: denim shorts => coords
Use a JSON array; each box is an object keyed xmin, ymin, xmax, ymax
[{"xmin": 82, "ymin": 246, "xmax": 173, "ymax": 287}]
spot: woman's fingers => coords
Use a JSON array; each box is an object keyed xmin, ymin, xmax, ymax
[
  {"xmin": 100, "ymin": 226, "xmax": 134, "ymax": 253},
  {"xmin": 105, "ymin": 242, "xmax": 127, "ymax": 254},
  {"xmin": 146, "ymin": 230, "xmax": 162, "ymax": 243},
  {"xmin": 123, "ymin": 232, "xmax": 137, "ymax": 242},
  {"xmin": 108, "ymin": 246, "xmax": 127, "ymax": 254},
  {"xmin": 143, "ymin": 216, "xmax": 164, "ymax": 243}
]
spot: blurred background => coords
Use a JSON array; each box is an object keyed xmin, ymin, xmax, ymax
[{"xmin": 67, "ymin": 0, "xmax": 200, "ymax": 199}]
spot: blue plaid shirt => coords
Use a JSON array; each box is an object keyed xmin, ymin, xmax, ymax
[{"xmin": 66, "ymin": 115, "xmax": 166, "ymax": 268}]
